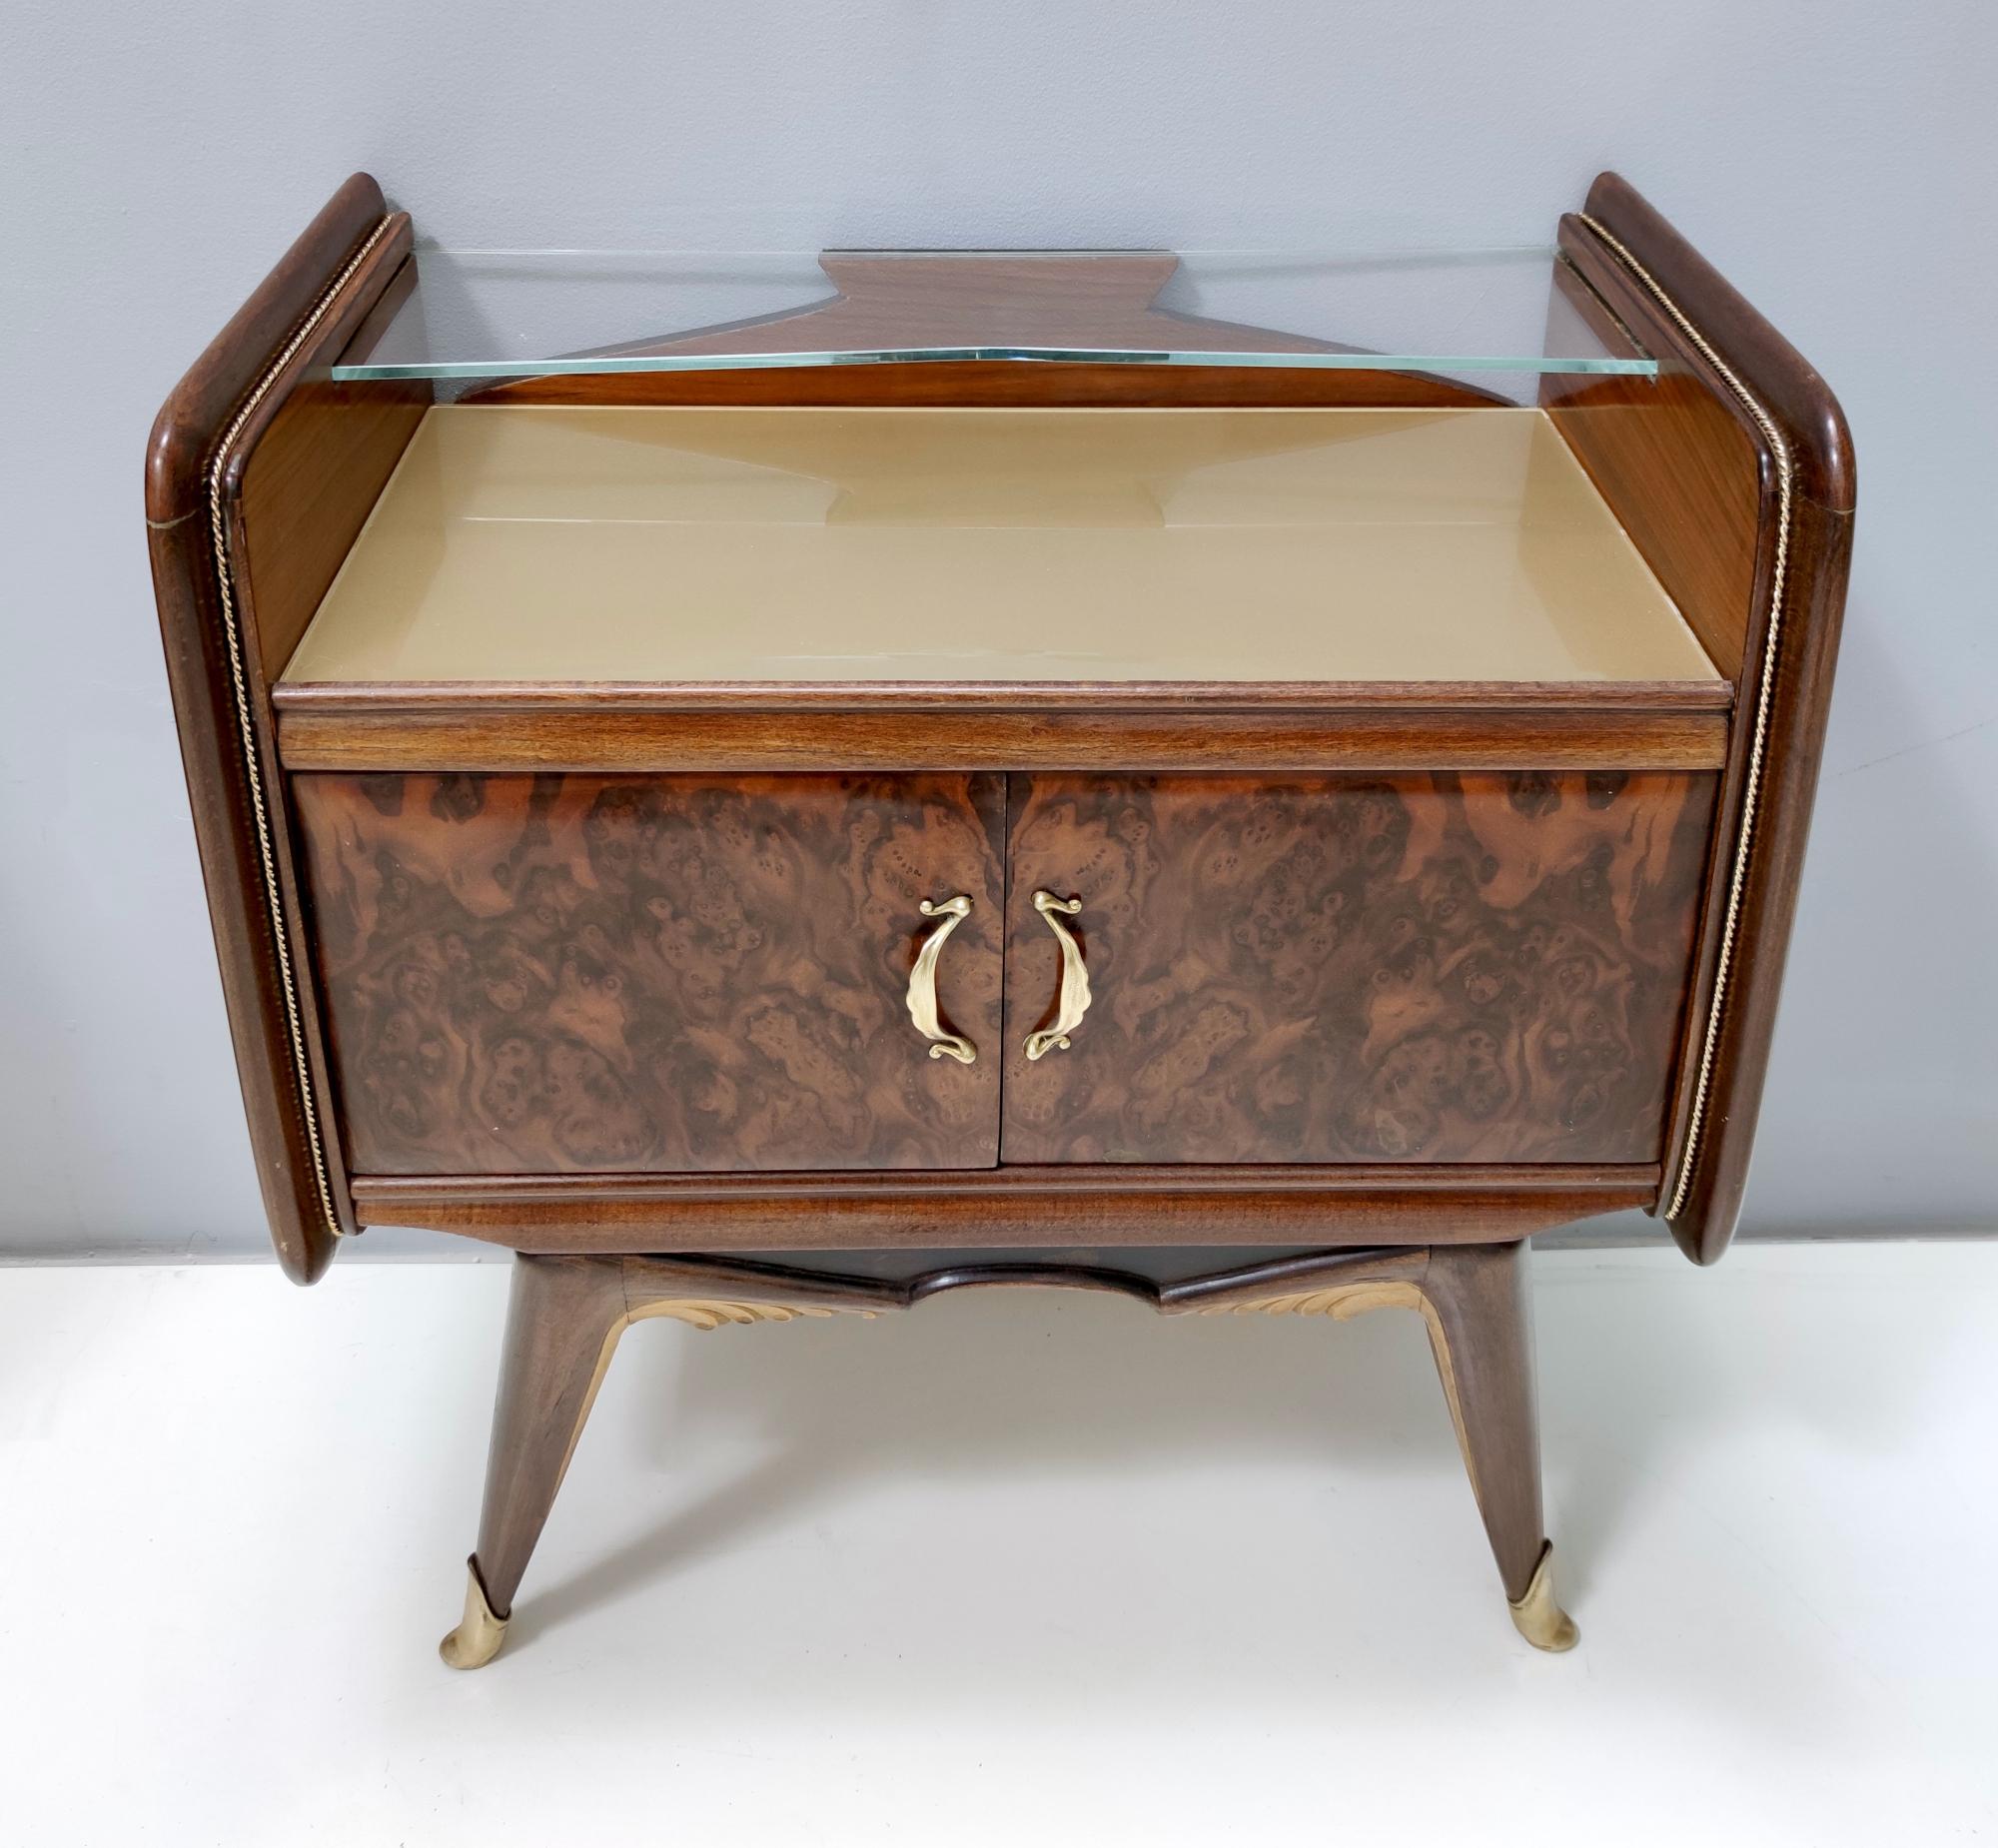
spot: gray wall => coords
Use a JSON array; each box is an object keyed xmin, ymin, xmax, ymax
[{"xmin": 3, "ymin": 1, "xmax": 1992, "ymax": 1261}]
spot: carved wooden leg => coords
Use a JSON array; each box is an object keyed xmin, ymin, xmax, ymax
[
  {"xmin": 441, "ymin": 1254, "xmax": 631, "ymax": 1669},
  {"xmin": 1418, "ymin": 1241, "xmax": 1577, "ymax": 1651}
]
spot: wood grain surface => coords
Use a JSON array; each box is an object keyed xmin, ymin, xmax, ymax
[
  {"xmin": 350, "ymin": 1167, "xmax": 1655, "ymax": 1251},
  {"xmin": 273, "ymin": 703, "xmax": 1729, "ymax": 775},
  {"xmin": 1002, "ymin": 772, "xmax": 1715, "ymax": 1164},
  {"xmin": 1557, "ymin": 174, "xmax": 1855, "ymax": 1263},
  {"xmin": 1541, "ymin": 268, "xmax": 1761, "ymax": 680},
  {"xmin": 293, "ymin": 773, "xmax": 1005, "ymax": 1173},
  {"xmin": 145, "ymin": 172, "xmax": 412, "ymax": 1282}
]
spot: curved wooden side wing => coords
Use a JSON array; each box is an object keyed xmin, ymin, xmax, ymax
[
  {"xmin": 1547, "ymin": 172, "xmax": 1856, "ymax": 1264},
  {"xmin": 146, "ymin": 174, "xmax": 420, "ymax": 1282}
]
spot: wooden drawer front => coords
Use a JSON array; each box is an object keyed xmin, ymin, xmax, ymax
[
  {"xmin": 1002, "ymin": 772, "xmax": 1715, "ymax": 1165},
  {"xmin": 294, "ymin": 773, "xmax": 1004, "ymax": 1174}
]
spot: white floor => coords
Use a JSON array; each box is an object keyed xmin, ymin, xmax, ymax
[{"xmin": 2, "ymin": 1243, "xmax": 1994, "ymax": 1846}]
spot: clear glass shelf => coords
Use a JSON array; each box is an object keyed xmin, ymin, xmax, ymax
[{"xmin": 329, "ymin": 247, "xmax": 1654, "ymax": 399}]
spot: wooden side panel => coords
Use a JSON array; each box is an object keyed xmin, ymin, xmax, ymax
[
  {"xmin": 1663, "ymin": 492, "xmax": 1852, "ymax": 1256},
  {"xmin": 1002, "ymin": 772, "xmax": 1715, "ymax": 1165},
  {"xmin": 1540, "ymin": 275, "xmax": 1762, "ymax": 678},
  {"xmin": 238, "ymin": 260, "xmax": 428, "ymax": 676},
  {"xmin": 145, "ymin": 173, "xmax": 409, "ymax": 1284},
  {"xmin": 1557, "ymin": 174, "xmax": 1855, "ymax": 1264},
  {"xmin": 293, "ymin": 773, "xmax": 1006, "ymax": 1174}
]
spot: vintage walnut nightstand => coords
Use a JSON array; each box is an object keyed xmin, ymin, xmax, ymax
[{"xmin": 147, "ymin": 172, "xmax": 1852, "ymax": 1666}]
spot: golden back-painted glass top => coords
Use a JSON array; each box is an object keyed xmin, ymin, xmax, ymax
[{"xmin": 281, "ymin": 406, "xmax": 1718, "ymax": 688}]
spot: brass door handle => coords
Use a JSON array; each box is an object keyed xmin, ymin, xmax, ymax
[
  {"xmin": 905, "ymin": 895, "xmax": 977, "ymax": 1065},
  {"xmin": 1024, "ymin": 891, "xmax": 1092, "ymax": 1061}
]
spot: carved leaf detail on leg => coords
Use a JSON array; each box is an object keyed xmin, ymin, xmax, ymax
[
  {"xmin": 630, "ymin": 1298, "xmax": 877, "ymax": 1332},
  {"xmin": 1194, "ymin": 1281, "xmax": 1425, "ymax": 1320}
]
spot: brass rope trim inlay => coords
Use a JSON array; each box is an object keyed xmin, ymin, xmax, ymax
[
  {"xmin": 205, "ymin": 214, "xmax": 399, "ymax": 1244},
  {"xmin": 1575, "ymin": 213, "xmax": 1795, "ymax": 1223}
]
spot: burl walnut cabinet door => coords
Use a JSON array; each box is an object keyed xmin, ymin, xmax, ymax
[
  {"xmin": 1002, "ymin": 773, "xmax": 1716, "ymax": 1165},
  {"xmin": 293, "ymin": 773, "xmax": 1005, "ymax": 1174}
]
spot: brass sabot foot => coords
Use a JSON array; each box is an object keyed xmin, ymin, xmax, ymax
[
  {"xmin": 1507, "ymin": 1541, "xmax": 1579, "ymax": 1652},
  {"xmin": 439, "ymin": 1557, "xmax": 510, "ymax": 1669}
]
